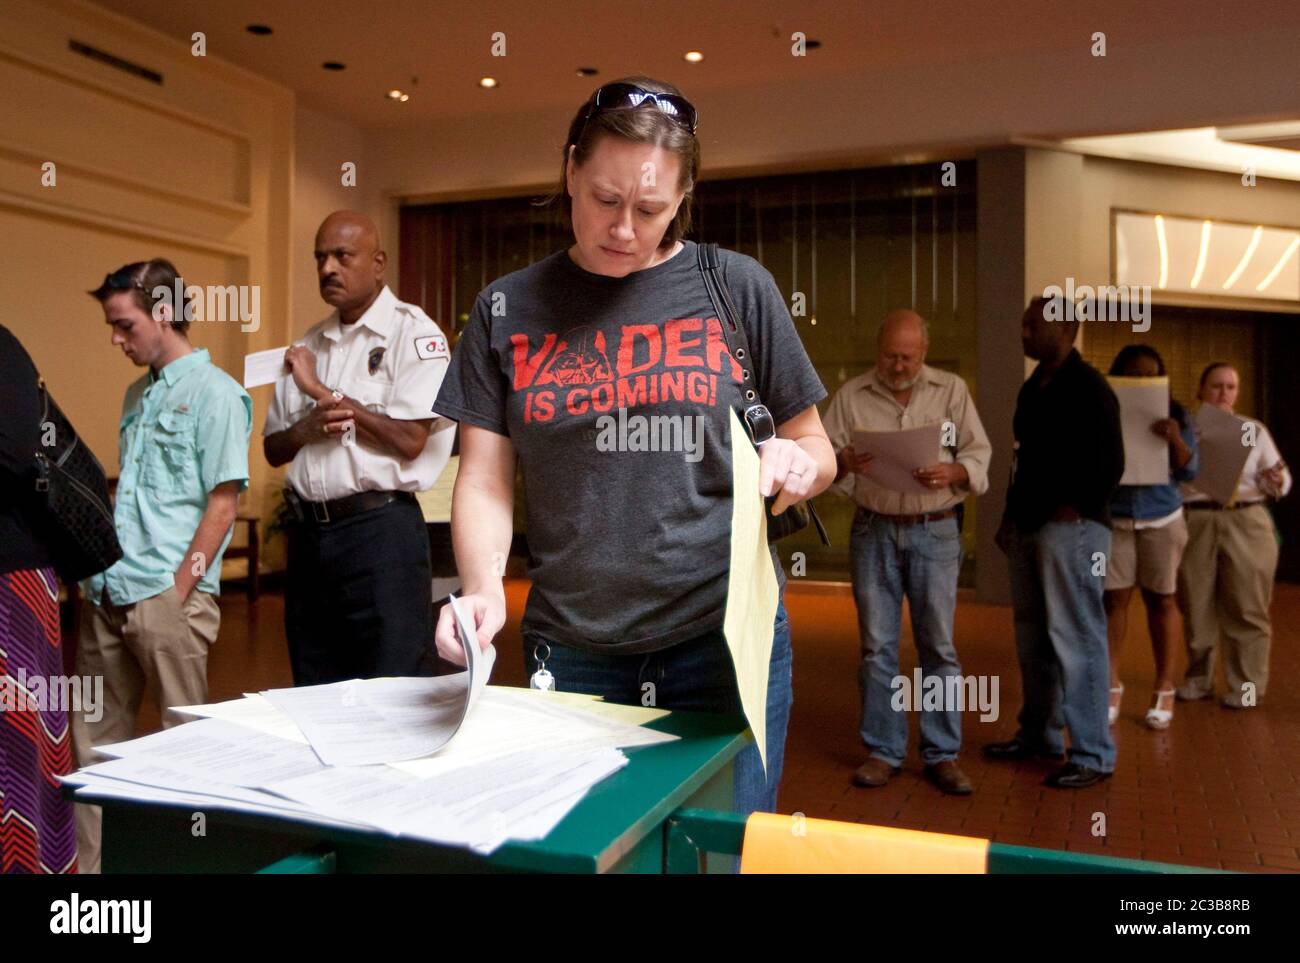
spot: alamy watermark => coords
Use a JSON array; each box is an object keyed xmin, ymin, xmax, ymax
[
  {"xmin": 0, "ymin": 670, "xmax": 103, "ymax": 722},
  {"xmin": 595, "ymin": 406, "xmax": 705, "ymax": 463},
  {"xmin": 890, "ymin": 669, "xmax": 999, "ymax": 722},
  {"xmin": 1042, "ymin": 278, "xmax": 1151, "ymax": 333},
  {"xmin": 151, "ymin": 279, "xmax": 261, "ymax": 333}
]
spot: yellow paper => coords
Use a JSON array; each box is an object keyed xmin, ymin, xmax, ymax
[
  {"xmin": 416, "ymin": 455, "xmax": 459, "ymax": 523},
  {"xmin": 740, "ymin": 812, "xmax": 989, "ymax": 874},
  {"xmin": 487, "ymin": 686, "xmax": 670, "ymax": 725},
  {"xmin": 723, "ymin": 408, "xmax": 779, "ymax": 773}
]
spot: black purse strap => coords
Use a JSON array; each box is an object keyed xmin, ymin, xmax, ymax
[
  {"xmin": 696, "ymin": 241, "xmax": 830, "ymax": 547},
  {"xmin": 696, "ymin": 242, "xmax": 767, "ymax": 434}
]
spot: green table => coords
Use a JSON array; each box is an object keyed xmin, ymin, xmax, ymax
[{"xmin": 69, "ymin": 708, "xmax": 751, "ymax": 874}]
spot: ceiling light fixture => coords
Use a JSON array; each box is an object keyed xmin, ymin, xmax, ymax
[
  {"xmin": 1189, "ymin": 220, "xmax": 1211, "ymax": 288},
  {"xmin": 1256, "ymin": 236, "xmax": 1300, "ymax": 292},
  {"xmin": 684, "ymin": 51, "xmax": 704, "ymax": 63},
  {"xmin": 1222, "ymin": 225, "xmax": 1263, "ymax": 289},
  {"xmin": 1154, "ymin": 214, "xmax": 1169, "ymax": 289},
  {"xmin": 479, "ymin": 77, "xmax": 498, "ymax": 88}
]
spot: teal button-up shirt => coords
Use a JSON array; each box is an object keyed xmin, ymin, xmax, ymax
[{"xmin": 84, "ymin": 348, "xmax": 252, "ymax": 606}]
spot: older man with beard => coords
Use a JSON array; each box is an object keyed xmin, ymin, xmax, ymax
[{"xmin": 823, "ymin": 310, "xmax": 991, "ymax": 795}]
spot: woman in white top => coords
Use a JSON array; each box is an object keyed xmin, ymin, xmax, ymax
[{"xmin": 1177, "ymin": 362, "xmax": 1292, "ymax": 708}]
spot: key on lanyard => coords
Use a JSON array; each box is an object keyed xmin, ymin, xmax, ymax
[{"xmin": 530, "ymin": 643, "xmax": 554, "ymax": 691}]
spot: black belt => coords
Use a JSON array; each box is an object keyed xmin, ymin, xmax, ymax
[
  {"xmin": 863, "ymin": 508, "xmax": 958, "ymax": 526},
  {"xmin": 284, "ymin": 489, "xmax": 415, "ymax": 525},
  {"xmin": 1185, "ymin": 500, "xmax": 1264, "ymax": 512}
]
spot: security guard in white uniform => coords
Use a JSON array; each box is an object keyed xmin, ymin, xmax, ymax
[{"xmin": 264, "ymin": 210, "xmax": 453, "ymax": 684}]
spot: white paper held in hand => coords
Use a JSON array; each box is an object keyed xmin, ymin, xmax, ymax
[{"xmin": 243, "ymin": 346, "xmax": 291, "ymax": 388}]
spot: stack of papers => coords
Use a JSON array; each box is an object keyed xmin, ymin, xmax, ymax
[{"xmin": 63, "ymin": 598, "xmax": 679, "ymax": 855}]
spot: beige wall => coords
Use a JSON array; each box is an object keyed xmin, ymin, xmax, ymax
[
  {"xmin": 290, "ymin": 105, "xmax": 377, "ymax": 336},
  {"xmin": 1073, "ymin": 154, "xmax": 1300, "ymax": 310},
  {"xmin": 0, "ymin": 0, "xmax": 294, "ymax": 577}
]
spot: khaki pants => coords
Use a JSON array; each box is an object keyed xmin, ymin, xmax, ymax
[
  {"xmin": 71, "ymin": 588, "xmax": 220, "ymax": 874},
  {"xmin": 1176, "ymin": 504, "xmax": 1278, "ymax": 705}
]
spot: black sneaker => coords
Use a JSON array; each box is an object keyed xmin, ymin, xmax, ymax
[
  {"xmin": 982, "ymin": 738, "xmax": 1065, "ymax": 762},
  {"xmin": 1043, "ymin": 762, "xmax": 1112, "ymax": 789}
]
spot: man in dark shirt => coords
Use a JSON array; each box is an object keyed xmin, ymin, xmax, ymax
[{"xmin": 985, "ymin": 297, "xmax": 1123, "ymax": 788}]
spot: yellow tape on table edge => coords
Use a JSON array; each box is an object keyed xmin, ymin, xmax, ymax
[{"xmin": 740, "ymin": 812, "xmax": 989, "ymax": 874}]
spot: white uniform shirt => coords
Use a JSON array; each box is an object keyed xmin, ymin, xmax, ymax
[{"xmin": 264, "ymin": 286, "xmax": 454, "ymax": 501}]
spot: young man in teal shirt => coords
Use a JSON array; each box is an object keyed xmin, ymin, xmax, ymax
[{"xmin": 72, "ymin": 258, "xmax": 252, "ymax": 872}]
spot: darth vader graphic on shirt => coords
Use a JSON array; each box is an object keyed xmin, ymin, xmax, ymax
[{"xmin": 509, "ymin": 318, "xmax": 743, "ymax": 424}]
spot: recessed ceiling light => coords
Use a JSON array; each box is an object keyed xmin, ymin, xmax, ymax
[
  {"xmin": 246, "ymin": 24, "xmax": 273, "ymax": 36},
  {"xmin": 684, "ymin": 51, "xmax": 704, "ymax": 63},
  {"xmin": 479, "ymin": 77, "xmax": 498, "ymax": 88},
  {"xmin": 576, "ymin": 67, "xmax": 598, "ymax": 77},
  {"xmin": 387, "ymin": 89, "xmax": 407, "ymax": 101},
  {"xmin": 322, "ymin": 61, "xmax": 346, "ymax": 71}
]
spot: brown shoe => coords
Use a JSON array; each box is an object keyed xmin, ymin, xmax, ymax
[
  {"xmin": 924, "ymin": 760, "xmax": 973, "ymax": 796},
  {"xmin": 852, "ymin": 757, "xmax": 900, "ymax": 788}
]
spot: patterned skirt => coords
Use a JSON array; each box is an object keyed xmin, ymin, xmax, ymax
[{"xmin": 0, "ymin": 567, "xmax": 77, "ymax": 873}]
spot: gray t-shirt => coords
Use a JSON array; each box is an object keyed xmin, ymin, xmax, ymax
[{"xmin": 433, "ymin": 240, "xmax": 825, "ymax": 653}]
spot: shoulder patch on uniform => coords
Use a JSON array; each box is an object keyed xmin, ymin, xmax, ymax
[{"xmin": 413, "ymin": 334, "xmax": 449, "ymax": 360}]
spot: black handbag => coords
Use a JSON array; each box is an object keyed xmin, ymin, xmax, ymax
[
  {"xmin": 33, "ymin": 377, "xmax": 123, "ymax": 583},
  {"xmin": 696, "ymin": 242, "xmax": 830, "ymax": 546}
]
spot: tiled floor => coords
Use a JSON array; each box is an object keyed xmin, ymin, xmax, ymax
[
  {"xmin": 147, "ymin": 578, "xmax": 1300, "ymax": 873},
  {"xmin": 777, "ymin": 582, "xmax": 1300, "ymax": 873}
]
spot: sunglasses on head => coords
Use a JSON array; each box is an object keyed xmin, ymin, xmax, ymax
[{"xmin": 583, "ymin": 83, "xmax": 699, "ymax": 135}]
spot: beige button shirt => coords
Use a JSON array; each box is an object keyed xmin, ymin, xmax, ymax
[
  {"xmin": 822, "ymin": 364, "xmax": 992, "ymax": 515},
  {"xmin": 264, "ymin": 286, "xmax": 455, "ymax": 501}
]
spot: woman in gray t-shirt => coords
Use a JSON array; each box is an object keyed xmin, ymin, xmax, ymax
[{"xmin": 432, "ymin": 77, "xmax": 834, "ymax": 816}]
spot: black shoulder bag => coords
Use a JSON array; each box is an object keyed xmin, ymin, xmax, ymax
[
  {"xmin": 696, "ymin": 242, "xmax": 830, "ymax": 546},
  {"xmin": 33, "ymin": 377, "xmax": 123, "ymax": 583}
]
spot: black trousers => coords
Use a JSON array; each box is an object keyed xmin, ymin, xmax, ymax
[{"xmin": 285, "ymin": 496, "xmax": 433, "ymax": 685}]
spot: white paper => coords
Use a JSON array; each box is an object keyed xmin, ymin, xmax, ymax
[
  {"xmin": 92, "ymin": 717, "xmax": 326, "ymax": 788},
  {"xmin": 242, "ymin": 346, "xmax": 290, "ymax": 388},
  {"xmin": 67, "ymin": 777, "xmax": 374, "ymax": 833},
  {"xmin": 851, "ymin": 423, "xmax": 944, "ymax": 492},
  {"xmin": 1110, "ymin": 377, "xmax": 1170, "ymax": 486},
  {"xmin": 262, "ymin": 603, "xmax": 494, "ymax": 766},
  {"xmin": 389, "ymin": 687, "xmax": 674, "ymax": 778},
  {"xmin": 1190, "ymin": 403, "xmax": 1253, "ymax": 505},
  {"xmin": 267, "ymin": 747, "xmax": 627, "ymax": 851},
  {"xmin": 169, "ymin": 693, "xmax": 309, "ymax": 744}
]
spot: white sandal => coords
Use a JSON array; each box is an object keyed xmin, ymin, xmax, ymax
[
  {"xmin": 1145, "ymin": 689, "xmax": 1176, "ymax": 730},
  {"xmin": 1108, "ymin": 683, "xmax": 1124, "ymax": 726}
]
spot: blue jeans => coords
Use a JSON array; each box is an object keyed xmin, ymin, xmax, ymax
[
  {"xmin": 850, "ymin": 509, "xmax": 963, "ymax": 767},
  {"xmin": 523, "ymin": 600, "xmax": 793, "ymax": 816},
  {"xmin": 1006, "ymin": 519, "xmax": 1117, "ymax": 772}
]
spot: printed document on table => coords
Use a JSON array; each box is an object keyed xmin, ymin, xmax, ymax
[
  {"xmin": 170, "ymin": 693, "xmax": 309, "ymax": 744},
  {"xmin": 721, "ymin": 407, "xmax": 778, "ymax": 771},
  {"xmin": 390, "ymin": 687, "xmax": 675, "ymax": 779},
  {"xmin": 1110, "ymin": 376, "xmax": 1170, "ymax": 486},
  {"xmin": 267, "ymin": 747, "xmax": 628, "ymax": 852},
  {"xmin": 850, "ymin": 423, "xmax": 943, "ymax": 493},
  {"xmin": 263, "ymin": 599, "xmax": 494, "ymax": 766},
  {"xmin": 243, "ymin": 346, "xmax": 290, "ymax": 388},
  {"xmin": 92, "ymin": 717, "xmax": 326, "ymax": 788}
]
